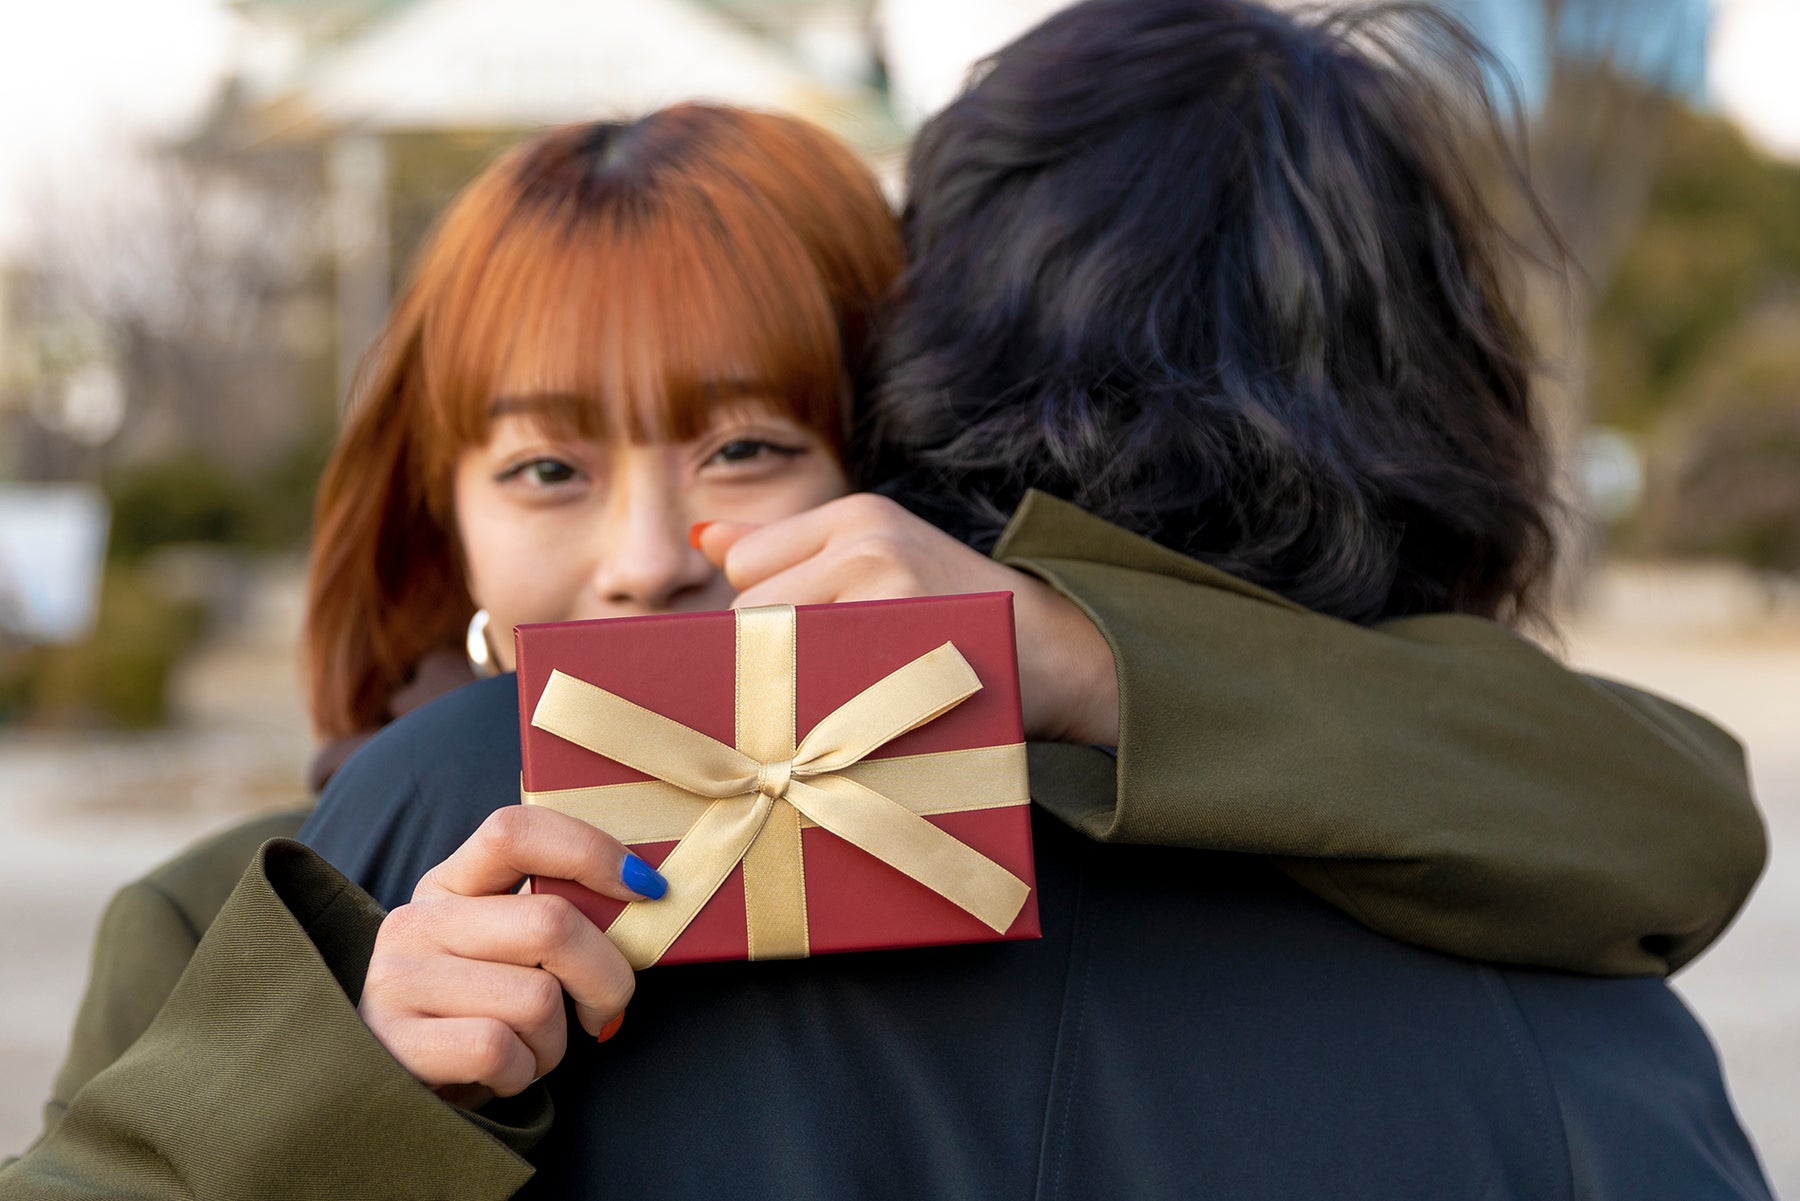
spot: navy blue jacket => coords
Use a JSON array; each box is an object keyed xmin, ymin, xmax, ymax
[{"xmin": 303, "ymin": 674, "xmax": 1771, "ymax": 1201}]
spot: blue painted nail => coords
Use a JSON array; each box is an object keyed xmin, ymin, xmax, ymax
[{"xmin": 620, "ymin": 854, "xmax": 668, "ymax": 900}]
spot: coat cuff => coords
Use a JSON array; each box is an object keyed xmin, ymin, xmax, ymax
[{"xmin": 9, "ymin": 839, "xmax": 545, "ymax": 1200}]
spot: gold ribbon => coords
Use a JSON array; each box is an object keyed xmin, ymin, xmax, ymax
[{"xmin": 527, "ymin": 604, "xmax": 1033, "ymax": 969}]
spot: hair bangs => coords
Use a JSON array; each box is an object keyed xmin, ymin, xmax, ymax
[{"xmin": 415, "ymin": 160, "xmax": 850, "ymax": 498}]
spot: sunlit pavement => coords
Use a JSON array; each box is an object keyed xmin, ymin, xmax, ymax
[{"xmin": 0, "ymin": 562, "xmax": 1794, "ymax": 1195}]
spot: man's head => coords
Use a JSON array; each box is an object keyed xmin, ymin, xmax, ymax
[{"xmin": 867, "ymin": 0, "xmax": 1555, "ymax": 625}]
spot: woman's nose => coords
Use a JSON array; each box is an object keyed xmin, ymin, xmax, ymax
[{"xmin": 588, "ymin": 454, "xmax": 715, "ymax": 612}]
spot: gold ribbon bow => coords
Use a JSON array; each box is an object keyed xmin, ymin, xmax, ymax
[{"xmin": 527, "ymin": 604, "xmax": 1033, "ymax": 969}]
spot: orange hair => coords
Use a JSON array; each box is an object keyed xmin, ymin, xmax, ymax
[{"xmin": 305, "ymin": 105, "xmax": 902, "ymax": 741}]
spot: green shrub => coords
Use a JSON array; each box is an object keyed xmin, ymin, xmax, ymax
[
  {"xmin": 103, "ymin": 426, "xmax": 333, "ymax": 561},
  {"xmin": 1590, "ymin": 107, "xmax": 1800, "ymax": 433},
  {"xmin": 243, "ymin": 416, "xmax": 333, "ymax": 551},
  {"xmin": 21, "ymin": 564, "xmax": 209, "ymax": 728},
  {"xmin": 0, "ymin": 645, "xmax": 40, "ymax": 724},
  {"xmin": 106, "ymin": 456, "xmax": 256, "ymax": 561},
  {"xmin": 1638, "ymin": 315, "xmax": 1800, "ymax": 574}
]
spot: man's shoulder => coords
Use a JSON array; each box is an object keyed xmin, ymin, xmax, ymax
[
  {"xmin": 303, "ymin": 674, "xmax": 522, "ymax": 906},
  {"xmin": 322, "ymin": 674, "xmax": 523, "ymax": 804},
  {"xmin": 352, "ymin": 673, "xmax": 521, "ymax": 773}
]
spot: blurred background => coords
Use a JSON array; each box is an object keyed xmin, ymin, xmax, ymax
[{"xmin": 0, "ymin": 0, "xmax": 1794, "ymax": 1186}]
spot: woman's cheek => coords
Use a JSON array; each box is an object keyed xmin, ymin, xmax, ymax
[
  {"xmin": 751, "ymin": 461, "xmax": 849, "ymax": 522},
  {"xmin": 503, "ymin": 532, "xmax": 597, "ymax": 629},
  {"xmin": 461, "ymin": 505, "xmax": 561, "ymax": 627}
]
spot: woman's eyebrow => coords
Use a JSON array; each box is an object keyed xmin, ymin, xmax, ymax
[
  {"xmin": 486, "ymin": 393, "xmax": 588, "ymax": 420},
  {"xmin": 700, "ymin": 378, "xmax": 770, "ymax": 399},
  {"xmin": 666, "ymin": 378, "xmax": 777, "ymax": 409},
  {"xmin": 488, "ymin": 380, "xmax": 772, "ymax": 419}
]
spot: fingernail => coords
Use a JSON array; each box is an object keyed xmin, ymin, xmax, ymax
[
  {"xmin": 688, "ymin": 521, "xmax": 715, "ymax": 549},
  {"xmin": 621, "ymin": 853, "xmax": 668, "ymax": 900},
  {"xmin": 597, "ymin": 1010, "xmax": 626, "ymax": 1043}
]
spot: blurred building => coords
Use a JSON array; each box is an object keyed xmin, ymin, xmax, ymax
[
  {"xmin": 246, "ymin": 0, "xmax": 899, "ymax": 394},
  {"xmin": 0, "ymin": 0, "xmax": 1746, "ymax": 515},
  {"xmin": 0, "ymin": 0, "xmax": 899, "ymax": 487}
]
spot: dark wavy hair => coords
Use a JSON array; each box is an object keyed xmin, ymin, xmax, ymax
[{"xmin": 863, "ymin": 0, "xmax": 1557, "ymax": 625}]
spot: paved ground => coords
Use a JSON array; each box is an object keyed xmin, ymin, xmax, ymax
[{"xmin": 0, "ymin": 559, "xmax": 1793, "ymax": 1193}]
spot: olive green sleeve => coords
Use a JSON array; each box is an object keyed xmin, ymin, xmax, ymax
[
  {"xmin": 42, "ymin": 811, "xmax": 312, "ymax": 1139},
  {"xmin": 997, "ymin": 491, "xmax": 1765, "ymax": 977},
  {"xmin": 40, "ymin": 881, "xmax": 206, "ymax": 1142},
  {"xmin": 1, "ymin": 840, "xmax": 546, "ymax": 1200}
]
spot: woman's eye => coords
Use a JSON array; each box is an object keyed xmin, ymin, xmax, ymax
[
  {"xmin": 497, "ymin": 457, "xmax": 579, "ymax": 486},
  {"xmin": 708, "ymin": 439, "xmax": 803, "ymax": 466}
]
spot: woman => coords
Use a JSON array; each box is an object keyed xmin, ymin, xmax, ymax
[{"xmin": 8, "ymin": 21, "xmax": 1765, "ymax": 1190}]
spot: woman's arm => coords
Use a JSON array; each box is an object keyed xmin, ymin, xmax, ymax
[
  {"xmin": 9, "ymin": 800, "xmax": 649, "ymax": 1197},
  {"xmin": 36, "ymin": 810, "xmax": 309, "ymax": 1144},
  {"xmin": 702, "ymin": 490, "xmax": 1764, "ymax": 976},
  {"xmin": 3, "ymin": 840, "xmax": 543, "ymax": 1200},
  {"xmin": 995, "ymin": 491, "xmax": 1764, "ymax": 976}
]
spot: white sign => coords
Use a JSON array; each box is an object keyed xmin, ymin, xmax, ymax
[{"xmin": 0, "ymin": 484, "xmax": 110, "ymax": 644}]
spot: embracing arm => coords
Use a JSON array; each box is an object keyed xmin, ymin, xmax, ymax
[
  {"xmin": 36, "ymin": 810, "xmax": 310, "ymax": 1143},
  {"xmin": 997, "ymin": 491, "xmax": 1764, "ymax": 976},
  {"xmin": 1, "ymin": 840, "xmax": 544, "ymax": 1200}
]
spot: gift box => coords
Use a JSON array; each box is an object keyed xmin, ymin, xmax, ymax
[{"xmin": 515, "ymin": 592, "xmax": 1039, "ymax": 968}]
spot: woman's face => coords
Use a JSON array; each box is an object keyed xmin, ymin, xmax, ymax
[{"xmin": 454, "ymin": 395, "xmax": 848, "ymax": 670}]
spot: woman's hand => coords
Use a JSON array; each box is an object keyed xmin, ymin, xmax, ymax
[
  {"xmin": 695, "ymin": 493, "xmax": 1120, "ymax": 746},
  {"xmin": 357, "ymin": 806, "xmax": 661, "ymax": 1109}
]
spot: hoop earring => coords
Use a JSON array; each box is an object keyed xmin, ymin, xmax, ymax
[{"xmin": 466, "ymin": 608, "xmax": 499, "ymax": 678}]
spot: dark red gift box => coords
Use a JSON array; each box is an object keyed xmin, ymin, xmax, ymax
[{"xmin": 515, "ymin": 592, "xmax": 1039, "ymax": 967}]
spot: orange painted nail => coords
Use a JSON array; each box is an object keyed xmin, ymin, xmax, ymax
[
  {"xmin": 688, "ymin": 521, "xmax": 715, "ymax": 550},
  {"xmin": 597, "ymin": 1011, "xmax": 626, "ymax": 1043}
]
